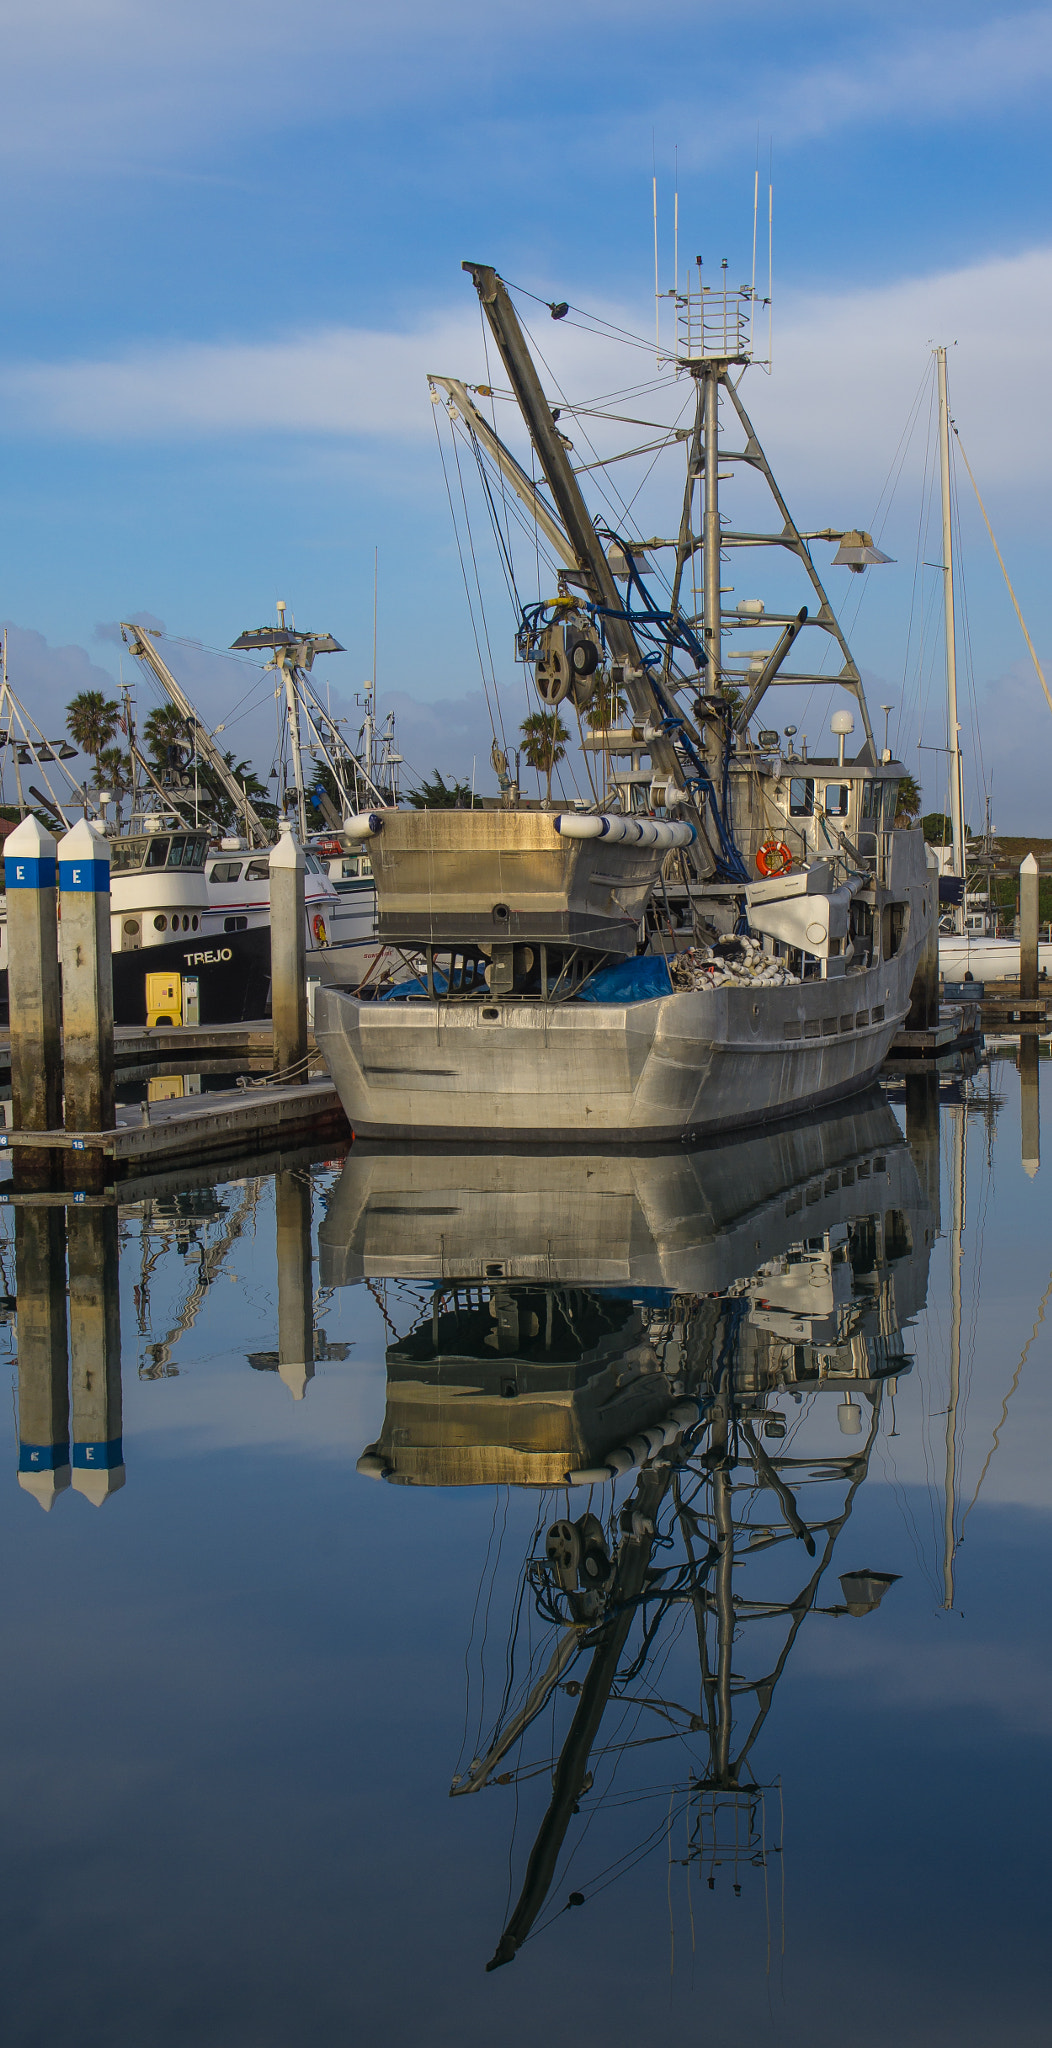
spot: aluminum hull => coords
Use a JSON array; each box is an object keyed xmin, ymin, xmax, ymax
[{"xmin": 315, "ymin": 942, "xmax": 922, "ymax": 1143}]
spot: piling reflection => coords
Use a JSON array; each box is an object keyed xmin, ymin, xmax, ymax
[
  {"xmin": 9, "ymin": 1146, "xmax": 343, "ymax": 1509},
  {"xmin": 319, "ymin": 1092, "xmax": 935, "ymax": 1967}
]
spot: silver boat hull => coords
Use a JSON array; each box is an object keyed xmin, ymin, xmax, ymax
[{"xmin": 315, "ymin": 944, "xmax": 922, "ymax": 1143}]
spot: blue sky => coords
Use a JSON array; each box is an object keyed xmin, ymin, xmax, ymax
[{"xmin": 1, "ymin": 1, "xmax": 1051, "ymax": 824}]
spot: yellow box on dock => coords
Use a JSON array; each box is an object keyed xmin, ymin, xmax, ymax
[
  {"xmin": 146, "ymin": 973, "xmax": 181, "ymax": 1028},
  {"xmin": 148, "ymin": 1074, "xmax": 184, "ymax": 1103}
]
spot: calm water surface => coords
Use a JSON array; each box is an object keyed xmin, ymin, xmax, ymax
[{"xmin": 0, "ymin": 1051, "xmax": 1049, "ymax": 2046}]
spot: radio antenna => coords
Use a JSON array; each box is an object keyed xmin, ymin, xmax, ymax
[
  {"xmin": 767, "ymin": 158, "xmax": 774, "ymax": 371},
  {"xmin": 751, "ymin": 164, "xmax": 759, "ymax": 353},
  {"xmin": 653, "ymin": 172, "xmax": 660, "ymax": 363}
]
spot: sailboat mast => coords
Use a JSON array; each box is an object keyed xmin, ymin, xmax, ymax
[
  {"xmin": 943, "ymin": 1099, "xmax": 964, "ymax": 1609},
  {"xmin": 2, "ymin": 630, "xmax": 26, "ymax": 815},
  {"xmin": 937, "ymin": 347, "xmax": 965, "ymax": 934}
]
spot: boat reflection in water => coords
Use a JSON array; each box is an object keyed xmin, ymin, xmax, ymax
[{"xmin": 319, "ymin": 1091, "xmax": 933, "ymax": 1969}]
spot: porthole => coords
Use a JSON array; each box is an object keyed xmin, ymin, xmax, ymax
[
  {"xmin": 191, "ymin": 915, "xmax": 199, "ymax": 930},
  {"xmin": 154, "ymin": 914, "xmax": 167, "ymax": 932},
  {"xmin": 123, "ymin": 919, "xmax": 140, "ymax": 936}
]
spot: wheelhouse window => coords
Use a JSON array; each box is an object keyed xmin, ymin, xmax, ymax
[
  {"xmin": 882, "ymin": 781, "xmax": 900, "ymax": 827},
  {"xmin": 245, "ymin": 858, "xmax": 270, "ymax": 881},
  {"xmin": 111, "ymin": 837, "xmax": 148, "ymax": 872},
  {"xmin": 210, "ymin": 861, "xmax": 243, "ymax": 883},
  {"xmin": 860, "ymin": 782, "xmax": 881, "ymax": 821},
  {"xmin": 824, "ymin": 784, "xmax": 849, "ymax": 817},
  {"xmin": 789, "ymin": 778, "xmax": 815, "ymax": 818},
  {"xmin": 146, "ymin": 836, "xmax": 170, "ymax": 868}
]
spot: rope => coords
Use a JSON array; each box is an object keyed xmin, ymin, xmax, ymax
[
  {"xmin": 431, "ymin": 402, "xmax": 501, "ymax": 749},
  {"xmin": 952, "ymin": 424, "xmax": 1052, "ymax": 723}
]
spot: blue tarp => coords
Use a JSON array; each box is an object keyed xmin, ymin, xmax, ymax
[{"xmin": 576, "ymin": 955, "xmax": 673, "ymax": 1003}]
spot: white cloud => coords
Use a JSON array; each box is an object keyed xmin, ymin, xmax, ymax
[
  {"xmin": 2, "ymin": 244, "xmax": 1049, "ymax": 503},
  {"xmin": 0, "ymin": 4, "xmax": 1048, "ymax": 176},
  {"xmin": 669, "ymin": 7, "xmax": 1052, "ymax": 160}
]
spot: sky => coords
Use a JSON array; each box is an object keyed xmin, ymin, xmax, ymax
[{"xmin": 0, "ymin": 1, "xmax": 1051, "ymax": 825}]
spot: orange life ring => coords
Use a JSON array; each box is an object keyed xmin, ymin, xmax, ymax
[
  {"xmin": 756, "ymin": 838, "xmax": 792, "ymax": 879},
  {"xmin": 313, "ymin": 914, "xmax": 329, "ymax": 947}
]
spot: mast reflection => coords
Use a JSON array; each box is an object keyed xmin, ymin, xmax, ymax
[{"xmin": 320, "ymin": 1090, "xmax": 933, "ymax": 1968}]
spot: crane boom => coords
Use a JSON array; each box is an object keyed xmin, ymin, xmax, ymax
[{"xmin": 121, "ymin": 624, "xmax": 271, "ymax": 846}]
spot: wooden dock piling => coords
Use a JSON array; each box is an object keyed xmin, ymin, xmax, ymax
[
  {"xmin": 58, "ymin": 819, "xmax": 115, "ymax": 1137},
  {"xmin": 68, "ymin": 1206, "xmax": 124, "ymax": 1502},
  {"xmin": 1020, "ymin": 852, "xmax": 1040, "ymax": 1003},
  {"xmin": 14, "ymin": 1205, "xmax": 70, "ymax": 1510},
  {"xmin": 270, "ymin": 825, "xmax": 307, "ymax": 1083},
  {"xmin": 275, "ymin": 1170, "xmax": 315, "ymax": 1400},
  {"xmin": 5, "ymin": 815, "xmax": 62, "ymax": 1185}
]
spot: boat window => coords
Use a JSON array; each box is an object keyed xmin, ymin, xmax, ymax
[
  {"xmin": 788, "ymin": 778, "xmax": 814, "ymax": 817},
  {"xmin": 210, "ymin": 861, "xmax": 243, "ymax": 883},
  {"xmin": 245, "ymin": 858, "xmax": 269, "ymax": 881},
  {"xmin": 824, "ymin": 784, "xmax": 849, "ymax": 817},
  {"xmin": 342, "ymin": 856, "xmax": 371, "ymax": 879},
  {"xmin": 305, "ymin": 852, "xmax": 326, "ymax": 874},
  {"xmin": 146, "ymin": 837, "xmax": 170, "ymax": 868},
  {"xmin": 224, "ymin": 915, "xmax": 248, "ymax": 932},
  {"xmin": 860, "ymin": 782, "xmax": 881, "ymax": 820},
  {"xmin": 110, "ymin": 838, "xmax": 147, "ymax": 871},
  {"xmin": 882, "ymin": 781, "xmax": 899, "ymax": 827},
  {"xmin": 167, "ymin": 836, "xmax": 191, "ymax": 867}
]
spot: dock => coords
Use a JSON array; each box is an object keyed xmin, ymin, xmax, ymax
[
  {"xmin": 888, "ymin": 998, "xmax": 984, "ymax": 1059},
  {"xmin": 0, "ymin": 1073, "xmax": 348, "ymax": 1178},
  {"xmin": 0, "ymin": 1018, "xmax": 280, "ymax": 1083}
]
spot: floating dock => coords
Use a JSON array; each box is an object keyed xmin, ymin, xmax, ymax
[{"xmin": 1, "ymin": 1073, "xmax": 348, "ymax": 1178}]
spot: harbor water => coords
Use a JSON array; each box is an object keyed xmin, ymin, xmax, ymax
[{"xmin": 0, "ymin": 1048, "xmax": 1049, "ymax": 2045}]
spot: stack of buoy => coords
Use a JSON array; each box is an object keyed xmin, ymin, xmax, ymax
[{"xmin": 669, "ymin": 936, "xmax": 798, "ymax": 991}]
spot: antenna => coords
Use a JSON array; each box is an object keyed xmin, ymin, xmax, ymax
[
  {"xmin": 674, "ymin": 147, "xmax": 679, "ymax": 301},
  {"xmin": 750, "ymin": 167, "xmax": 759, "ymax": 345},
  {"xmin": 372, "ymin": 545, "xmax": 379, "ymax": 721},
  {"xmin": 652, "ymin": 174, "xmax": 660, "ymax": 363},
  {"xmin": 767, "ymin": 157, "xmax": 773, "ymax": 371}
]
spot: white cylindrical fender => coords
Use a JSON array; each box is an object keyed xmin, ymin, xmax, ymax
[
  {"xmin": 343, "ymin": 813, "xmax": 383, "ymax": 842},
  {"xmin": 554, "ymin": 814, "xmax": 696, "ymax": 849},
  {"xmin": 566, "ymin": 1465, "xmax": 616, "ymax": 1487}
]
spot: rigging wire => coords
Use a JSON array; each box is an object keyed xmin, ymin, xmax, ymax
[{"xmin": 431, "ymin": 402, "xmax": 503, "ymax": 751}]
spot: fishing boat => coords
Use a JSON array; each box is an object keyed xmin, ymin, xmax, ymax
[{"xmin": 316, "ymin": 259, "xmax": 934, "ymax": 1142}]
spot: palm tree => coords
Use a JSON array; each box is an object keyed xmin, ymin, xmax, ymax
[
  {"xmin": 142, "ymin": 703, "xmax": 190, "ymax": 770},
  {"xmin": 407, "ymin": 770, "xmax": 480, "ymax": 810},
  {"xmin": 586, "ymin": 677, "xmax": 627, "ymax": 732},
  {"xmin": 520, "ymin": 711, "xmax": 570, "ymax": 804},
  {"xmin": 66, "ymin": 690, "xmax": 119, "ymax": 788},
  {"xmin": 895, "ymin": 771, "xmax": 921, "ymax": 824},
  {"xmin": 97, "ymin": 745, "xmax": 133, "ymax": 824}
]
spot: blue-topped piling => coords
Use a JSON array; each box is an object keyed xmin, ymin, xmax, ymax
[
  {"xmin": 68, "ymin": 1207, "xmax": 124, "ymax": 1504},
  {"xmin": 5, "ymin": 815, "xmax": 62, "ymax": 1152},
  {"xmin": 58, "ymin": 818, "xmax": 114, "ymax": 1135},
  {"xmin": 15, "ymin": 1206, "xmax": 70, "ymax": 1511}
]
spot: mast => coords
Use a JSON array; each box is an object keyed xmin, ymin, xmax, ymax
[
  {"xmin": 943, "ymin": 1098, "xmax": 964, "ymax": 1609},
  {"xmin": 937, "ymin": 347, "xmax": 966, "ymax": 934},
  {"xmin": 282, "ymin": 658, "xmax": 309, "ymax": 842},
  {"xmin": 2, "ymin": 630, "xmax": 26, "ymax": 815},
  {"xmin": 701, "ymin": 367, "xmax": 722, "ymax": 681}
]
